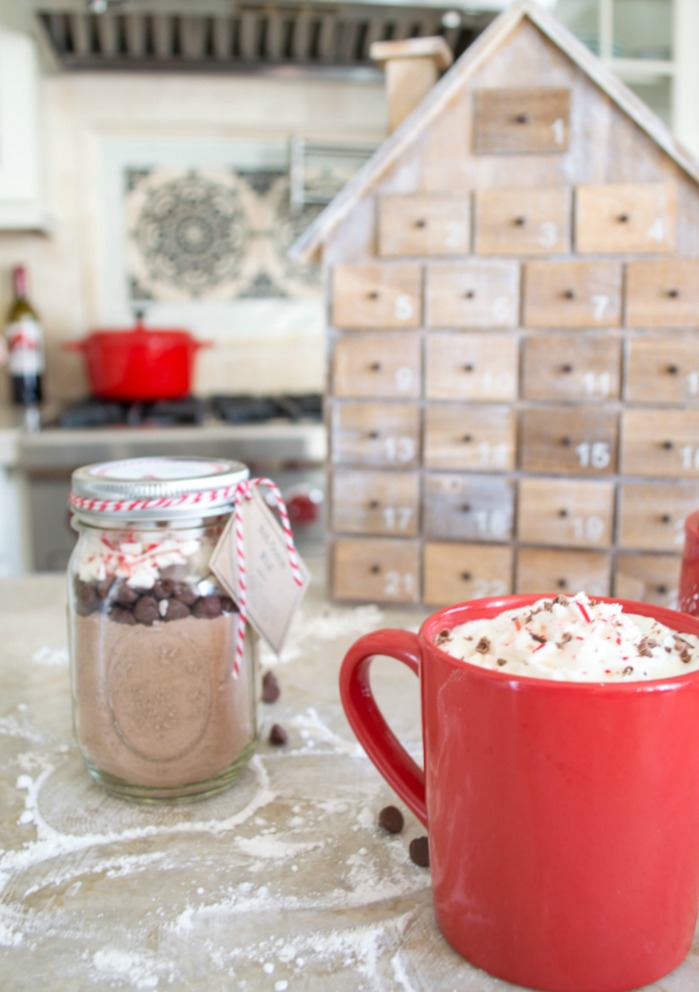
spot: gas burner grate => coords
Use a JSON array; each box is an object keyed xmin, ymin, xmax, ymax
[
  {"xmin": 55, "ymin": 396, "xmax": 208, "ymax": 429},
  {"xmin": 210, "ymin": 393, "xmax": 323, "ymax": 425}
]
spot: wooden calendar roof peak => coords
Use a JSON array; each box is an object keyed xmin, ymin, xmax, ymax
[{"xmin": 290, "ymin": 0, "xmax": 699, "ymax": 264}]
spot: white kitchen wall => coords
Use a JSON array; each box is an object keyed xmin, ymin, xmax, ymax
[{"xmin": 0, "ymin": 69, "xmax": 387, "ymax": 402}]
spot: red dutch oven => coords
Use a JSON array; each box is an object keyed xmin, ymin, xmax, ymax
[{"xmin": 64, "ymin": 316, "xmax": 212, "ymax": 401}]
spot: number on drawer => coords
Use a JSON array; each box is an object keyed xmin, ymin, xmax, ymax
[
  {"xmin": 385, "ymin": 436, "xmax": 416, "ymax": 463},
  {"xmin": 394, "ymin": 295, "xmax": 414, "ymax": 321},
  {"xmin": 571, "ymin": 515, "xmax": 605, "ymax": 542},
  {"xmin": 576, "ymin": 442, "xmax": 611, "ymax": 469},
  {"xmin": 383, "ymin": 506, "xmax": 414, "ymax": 531},
  {"xmin": 472, "ymin": 577, "xmax": 508, "ymax": 598},
  {"xmin": 384, "ymin": 570, "xmax": 415, "ymax": 598}
]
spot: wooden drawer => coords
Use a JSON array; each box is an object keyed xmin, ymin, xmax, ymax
[
  {"xmin": 621, "ymin": 409, "xmax": 699, "ymax": 478},
  {"xmin": 332, "ymin": 332, "xmax": 421, "ymax": 399},
  {"xmin": 515, "ymin": 548, "xmax": 611, "ymax": 597},
  {"xmin": 625, "ymin": 336, "xmax": 699, "ymax": 404},
  {"xmin": 423, "ymin": 473, "xmax": 514, "ymax": 542},
  {"xmin": 617, "ymin": 483, "xmax": 699, "ymax": 552},
  {"xmin": 425, "ymin": 404, "xmax": 516, "ymax": 471},
  {"xmin": 378, "ymin": 194, "xmax": 471, "ymax": 257},
  {"xmin": 330, "ymin": 402, "xmax": 420, "ymax": 468},
  {"xmin": 473, "ymin": 87, "xmax": 570, "ymax": 155},
  {"xmin": 614, "ymin": 553, "xmax": 681, "ymax": 608},
  {"xmin": 522, "ymin": 334, "xmax": 621, "ymax": 401},
  {"xmin": 423, "ymin": 542, "xmax": 512, "ymax": 606},
  {"xmin": 520, "ymin": 408, "xmax": 618, "ymax": 475},
  {"xmin": 330, "ymin": 469, "xmax": 420, "ymax": 537},
  {"xmin": 333, "ymin": 537, "xmax": 420, "ymax": 604},
  {"xmin": 331, "ymin": 264, "xmax": 422, "ymax": 329},
  {"xmin": 523, "ymin": 261, "xmax": 622, "ymax": 328},
  {"xmin": 626, "ymin": 261, "xmax": 699, "ymax": 328},
  {"xmin": 517, "ymin": 478, "xmax": 615, "ymax": 548},
  {"xmin": 575, "ymin": 183, "xmax": 675, "ymax": 254},
  {"xmin": 474, "ymin": 186, "xmax": 571, "ymax": 256},
  {"xmin": 425, "ymin": 332, "xmax": 518, "ymax": 401},
  {"xmin": 425, "ymin": 261, "xmax": 519, "ymax": 328}
]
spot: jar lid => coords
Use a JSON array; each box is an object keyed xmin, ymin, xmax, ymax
[{"xmin": 70, "ymin": 456, "xmax": 249, "ymax": 522}]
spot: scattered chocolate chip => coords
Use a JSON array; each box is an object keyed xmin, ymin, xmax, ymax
[
  {"xmin": 162, "ymin": 598, "xmax": 190, "ymax": 622},
  {"xmin": 530, "ymin": 633, "xmax": 547, "ymax": 644},
  {"xmin": 192, "ymin": 594, "xmax": 222, "ymax": 619},
  {"xmin": 133, "ymin": 595, "xmax": 159, "ymax": 626},
  {"xmin": 496, "ymin": 658, "xmax": 507, "ymax": 667},
  {"xmin": 409, "ymin": 836, "xmax": 430, "ymax": 867},
  {"xmin": 622, "ymin": 666, "xmax": 634, "ymax": 676},
  {"xmin": 269, "ymin": 723, "xmax": 288, "ymax": 746},
  {"xmin": 435, "ymin": 628, "xmax": 451, "ymax": 646},
  {"xmin": 110, "ymin": 605, "xmax": 137, "ymax": 625},
  {"xmin": 262, "ymin": 671, "xmax": 281, "ymax": 703},
  {"xmin": 475, "ymin": 637, "xmax": 491, "ymax": 654},
  {"xmin": 378, "ymin": 805, "xmax": 404, "ymax": 834}
]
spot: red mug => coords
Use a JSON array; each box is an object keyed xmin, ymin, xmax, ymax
[
  {"xmin": 339, "ymin": 594, "xmax": 699, "ymax": 992},
  {"xmin": 679, "ymin": 509, "xmax": 699, "ymax": 615}
]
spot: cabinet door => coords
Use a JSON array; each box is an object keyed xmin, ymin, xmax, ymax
[
  {"xmin": 473, "ymin": 87, "xmax": 570, "ymax": 154},
  {"xmin": 621, "ymin": 409, "xmax": 699, "ymax": 478},
  {"xmin": 378, "ymin": 194, "xmax": 471, "ymax": 257},
  {"xmin": 425, "ymin": 332, "xmax": 518, "ymax": 401},
  {"xmin": 425, "ymin": 261, "xmax": 519, "ymax": 328},
  {"xmin": 330, "ymin": 469, "xmax": 420, "ymax": 537},
  {"xmin": 423, "ymin": 474, "xmax": 514, "ymax": 542},
  {"xmin": 522, "ymin": 334, "xmax": 621, "ymax": 401},
  {"xmin": 575, "ymin": 183, "xmax": 675, "ymax": 253},
  {"xmin": 331, "ymin": 264, "xmax": 422, "ymax": 329},
  {"xmin": 0, "ymin": 31, "xmax": 42, "ymax": 229},
  {"xmin": 625, "ymin": 336, "xmax": 699, "ymax": 404},
  {"xmin": 626, "ymin": 260, "xmax": 699, "ymax": 328},
  {"xmin": 515, "ymin": 548, "xmax": 611, "ymax": 597},
  {"xmin": 332, "ymin": 332, "xmax": 421, "ymax": 399},
  {"xmin": 517, "ymin": 478, "xmax": 615, "ymax": 548},
  {"xmin": 614, "ymin": 554, "xmax": 680, "ymax": 608},
  {"xmin": 523, "ymin": 261, "xmax": 622, "ymax": 328},
  {"xmin": 333, "ymin": 537, "xmax": 420, "ymax": 604},
  {"xmin": 423, "ymin": 542, "xmax": 512, "ymax": 606},
  {"xmin": 520, "ymin": 408, "xmax": 618, "ymax": 475},
  {"xmin": 617, "ymin": 482, "xmax": 699, "ymax": 552},
  {"xmin": 330, "ymin": 402, "xmax": 420, "ymax": 468},
  {"xmin": 474, "ymin": 187, "xmax": 571, "ymax": 255},
  {"xmin": 425, "ymin": 404, "xmax": 516, "ymax": 471}
]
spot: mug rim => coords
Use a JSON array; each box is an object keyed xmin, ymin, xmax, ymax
[{"xmin": 420, "ymin": 593, "xmax": 699, "ymax": 691}]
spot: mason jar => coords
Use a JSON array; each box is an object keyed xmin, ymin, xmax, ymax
[{"xmin": 67, "ymin": 456, "xmax": 257, "ymax": 803}]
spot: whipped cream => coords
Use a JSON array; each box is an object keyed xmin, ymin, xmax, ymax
[{"xmin": 436, "ymin": 593, "xmax": 699, "ymax": 682}]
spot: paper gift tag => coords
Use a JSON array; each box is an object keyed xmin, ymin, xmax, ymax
[{"xmin": 210, "ymin": 486, "xmax": 310, "ymax": 654}]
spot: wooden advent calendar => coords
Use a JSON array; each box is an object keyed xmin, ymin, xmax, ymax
[{"xmin": 291, "ymin": 0, "xmax": 699, "ymax": 610}]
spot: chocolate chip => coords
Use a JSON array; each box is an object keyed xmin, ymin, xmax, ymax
[
  {"xmin": 192, "ymin": 594, "xmax": 222, "ymax": 619},
  {"xmin": 113, "ymin": 582, "xmax": 139, "ymax": 606},
  {"xmin": 133, "ymin": 596, "xmax": 159, "ymax": 626},
  {"xmin": 162, "ymin": 599, "xmax": 190, "ymax": 622},
  {"xmin": 409, "ymin": 836, "xmax": 430, "ymax": 867},
  {"xmin": 110, "ymin": 605, "xmax": 137, "ymax": 625},
  {"xmin": 262, "ymin": 671, "xmax": 281, "ymax": 703},
  {"xmin": 75, "ymin": 580, "xmax": 100, "ymax": 616},
  {"xmin": 172, "ymin": 584, "xmax": 198, "ymax": 606},
  {"xmin": 151, "ymin": 580, "xmax": 171, "ymax": 601},
  {"xmin": 269, "ymin": 723, "xmax": 288, "ymax": 746},
  {"xmin": 378, "ymin": 805, "xmax": 404, "ymax": 834},
  {"xmin": 220, "ymin": 595, "xmax": 236, "ymax": 614}
]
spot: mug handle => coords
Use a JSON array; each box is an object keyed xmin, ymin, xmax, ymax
[{"xmin": 339, "ymin": 628, "xmax": 427, "ymax": 828}]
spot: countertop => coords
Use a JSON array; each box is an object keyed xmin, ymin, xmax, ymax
[{"xmin": 2, "ymin": 571, "xmax": 699, "ymax": 992}]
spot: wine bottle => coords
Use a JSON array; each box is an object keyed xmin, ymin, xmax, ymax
[{"xmin": 5, "ymin": 264, "xmax": 44, "ymax": 406}]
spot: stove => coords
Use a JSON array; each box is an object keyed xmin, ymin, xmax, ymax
[{"xmin": 20, "ymin": 393, "xmax": 327, "ymax": 572}]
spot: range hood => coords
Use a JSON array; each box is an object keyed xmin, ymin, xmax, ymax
[{"xmin": 28, "ymin": 0, "xmax": 554, "ymax": 75}]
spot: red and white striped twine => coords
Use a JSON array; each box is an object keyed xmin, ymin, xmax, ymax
[
  {"xmin": 69, "ymin": 484, "xmax": 243, "ymax": 515},
  {"xmin": 232, "ymin": 477, "xmax": 304, "ymax": 676}
]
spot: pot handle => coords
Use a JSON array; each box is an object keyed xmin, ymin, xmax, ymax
[{"xmin": 339, "ymin": 628, "xmax": 427, "ymax": 827}]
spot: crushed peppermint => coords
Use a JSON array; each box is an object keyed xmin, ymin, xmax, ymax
[{"xmin": 434, "ymin": 593, "xmax": 699, "ymax": 682}]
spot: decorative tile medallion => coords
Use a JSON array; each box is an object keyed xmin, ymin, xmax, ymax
[{"xmin": 124, "ymin": 166, "xmax": 322, "ymax": 303}]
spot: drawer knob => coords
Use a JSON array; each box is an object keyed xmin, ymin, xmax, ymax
[
  {"xmin": 514, "ymin": 215, "xmax": 527, "ymax": 226},
  {"xmin": 462, "ymin": 363, "xmax": 475, "ymax": 372},
  {"xmin": 462, "ymin": 433, "xmax": 474, "ymax": 443},
  {"xmin": 414, "ymin": 218, "xmax": 427, "ymax": 228},
  {"xmin": 461, "ymin": 571, "xmax": 472, "ymax": 581},
  {"xmin": 367, "ymin": 290, "xmax": 380, "ymax": 300},
  {"xmin": 460, "ymin": 502, "xmax": 472, "ymax": 512},
  {"xmin": 515, "ymin": 112, "xmax": 530, "ymax": 124},
  {"xmin": 660, "ymin": 513, "xmax": 672, "ymax": 524},
  {"xmin": 370, "ymin": 564, "xmax": 381, "ymax": 574},
  {"xmin": 558, "ymin": 508, "xmax": 569, "ymax": 518},
  {"xmin": 617, "ymin": 213, "xmax": 630, "ymax": 223},
  {"xmin": 661, "ymin": 440, "xmax": 674, "ymax": 450},
  {"xmin": 463, "ymin": 289, "xmax": 476, "ymax": 299},
  {"xmin": 368, "ymin": 499, "xmax": 380, "ymax": 509},
  {"xmin": 368, "ymin": 430, "xmax": 380, "ymax": 439},
  {"xmin": 556, "ymin": 578, "xmax": 568, "ymax": 589},
  {"xmin": 560, "ymin": 363, "xmax": 574, "ymax": 374},
  {"xmin": 667, "ymin": 288, "xmax": 681, "ymax": 298},
  {"xmin": 667, "ymin": 364, "xmax": 680, "ymax": 375},
  {"xmin": 369, "ymin": 361, "xmax": 382, "ymax": 372},
  {"xmin": 563, "ymin": 289, "xmax": 576, "ymax": 300},
  {"xmin": 560, "ymin": 436, "xmax": 572, "ymax": 447},
  {"xmin": 657, "ymin": 584, "xmax": 668, "ymax": 595}
]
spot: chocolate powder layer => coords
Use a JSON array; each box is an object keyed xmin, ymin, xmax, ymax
[{"xmin": 71, "ymin": 612, "xmax": 256, "ymax": 790}]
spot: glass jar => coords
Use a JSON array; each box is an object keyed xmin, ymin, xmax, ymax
[{"xmin": 67, "ymin": 456, "xmax": 257, "ymax": 803}]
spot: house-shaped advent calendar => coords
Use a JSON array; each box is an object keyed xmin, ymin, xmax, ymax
[{"xmin": 290, "ymin": 0, "xmax": 699, "ymax": 610}]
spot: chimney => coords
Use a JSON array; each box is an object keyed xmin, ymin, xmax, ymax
[{"xmin": 370, "ymin": 37, "xmax": 453, "ymax": 134}]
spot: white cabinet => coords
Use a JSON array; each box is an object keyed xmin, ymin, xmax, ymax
[
  {"xmin": 0, "ymin": 29, "xmax": 44, "ymax": 230},
  {"xmin": 556, "ymin": 0, "xmax": 699, "ymax": 158}
]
